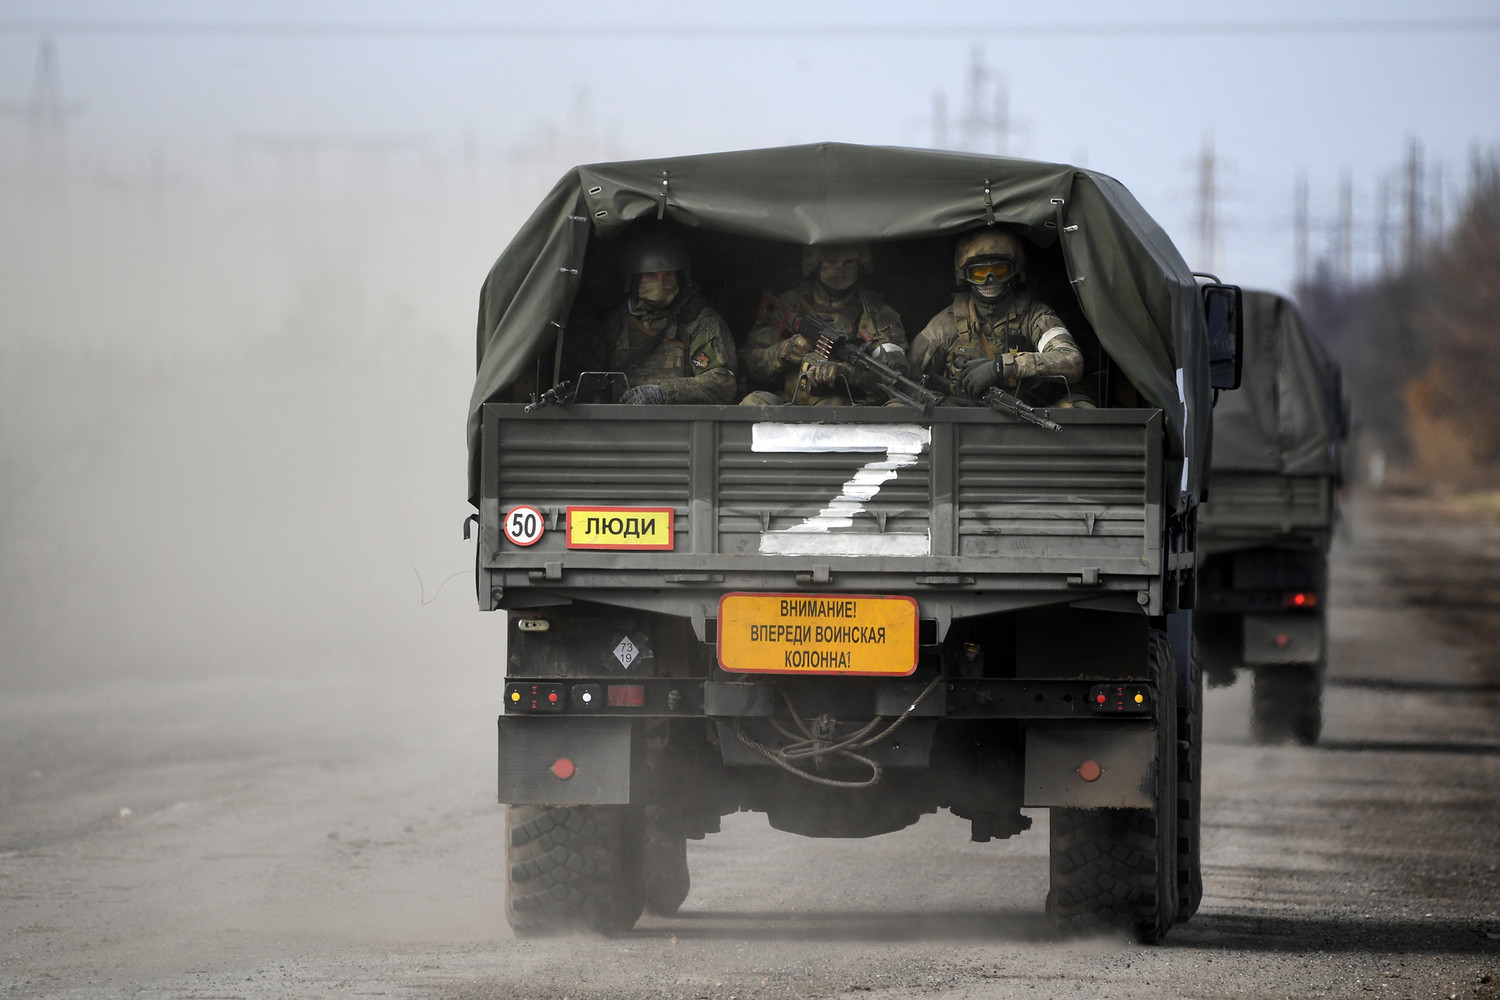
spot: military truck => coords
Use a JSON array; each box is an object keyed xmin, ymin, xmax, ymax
[
  {"xmin": 1194, "ymin": 289, "xmax": 1347, "ymax": 744},
  {"xmin": 467, "ymin": 144, "xmax": 1242, "ymax": 942}
]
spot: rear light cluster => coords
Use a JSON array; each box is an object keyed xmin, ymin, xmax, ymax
[
  {"xmin": 1088, "ymin": 683, "xmax": 1152, "ymax": 715},
  {"xmin": 506, "ymin": 682, "xmax": 646, "ymax": 713}
]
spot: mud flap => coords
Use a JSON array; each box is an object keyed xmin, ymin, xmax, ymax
[
  {"xmin": 498, "ymin": 716, "xmax": 632, "ymax": 805},
  {"xmin": 1243, "ymin": 613, "xmax": 1324, "ymax": 664},
  {"xmin": 1023, "ymin": 724, "xmax": 1156, "ymax": 808},
  {"xmin": 1167, "ymin": 610, "xmax": 1194, "ymax": 706}
]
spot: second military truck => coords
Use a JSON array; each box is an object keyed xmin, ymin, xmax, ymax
[
  {"xmin": 468, "ymin": 143, "xmax": 1241, "ymax": 941},
  {"xmin": 1195, "ymin": 289, "xmax": 1347, "ymax": 744}
]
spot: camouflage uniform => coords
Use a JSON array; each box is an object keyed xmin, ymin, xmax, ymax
[
  {"xmin": 600, "ymin": 289, "xmax": 737, "ymax": 405},
  {"xmin": 910, "ymin": 290, "xmax": 1084, "ymax": 402},
  {"xmin": 741, "ymin": 281, "xmax": 907, "ymax": 406}
]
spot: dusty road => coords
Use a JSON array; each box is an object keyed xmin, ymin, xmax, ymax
[{"xmin": 2, "ymin": 491, "xmax": 1498, "ymax": 1000}]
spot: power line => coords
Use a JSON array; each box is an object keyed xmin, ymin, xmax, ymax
[
  {"xmin": 1335, "ymin": 169, "xmax": 1353, "ymax": 285},
  {"xmin": 1405, "ymin": 138, "xmax": 1425, "ymax": 267},
  {"xmin": 0, "ymin": 38, "xmax": 83, "ymax": 193},
  {"xmin": 1193, "ymin": 136, "xmax": 1220, "ymax": 274},
  {"xmin": 1293, "ymin": 172, "xmax": 1309, "ymax": 288},
  {"xmin": 2, "ymin": 17, "xmax": 1499, "ymax": 39}
]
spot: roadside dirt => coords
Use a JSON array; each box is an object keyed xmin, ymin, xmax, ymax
[{"xmin": 2, "ymin": 491, "xmax": 1497, "ymax": 999}]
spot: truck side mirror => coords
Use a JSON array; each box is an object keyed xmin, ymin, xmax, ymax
[{"xmin": 1202, "ymin": 283, "xmax": 1243, "ymax": 391}]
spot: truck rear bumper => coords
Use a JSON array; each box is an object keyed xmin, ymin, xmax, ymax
[
  {"xmin": 498, "ymin": 676, "xmax": 1160, "ymax": 808},
  {"xmin": 502, "ymin": 676, "xmax": 1152, "ymax": 721}
]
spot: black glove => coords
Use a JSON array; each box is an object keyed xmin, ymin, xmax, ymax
[
  {"xmin": 779, "ymin": 333, "xmax": 813, "ymax": 366},
  {"xmin": 621, "ymin": 384, "xmax": 667, "ymax": 405},
  {"xmin": 958, "ymin": 357, "xmax": 1003, "ymax": 396},
  {"xmin": 806, "ymin": 360, "xmax": 846, "ymax": 389}
]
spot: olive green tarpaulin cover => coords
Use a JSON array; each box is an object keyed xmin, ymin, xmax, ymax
[
  {"xmin": 1209, "ymin": 289, "xmax": 1344, "ymax": 477},
  {"xmin": 469, "ymin": 143, "xmax": 1212, "ymax": 510}
]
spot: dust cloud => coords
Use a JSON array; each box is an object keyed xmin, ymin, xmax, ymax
[
  {"xmin": 0, "ymin": 102, "xmax": 641, "ymax": 962},
  {"xmin": 0, "ymin": 147, "xmax": 542, "ymax": 733}
]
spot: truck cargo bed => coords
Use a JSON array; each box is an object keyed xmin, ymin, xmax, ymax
[{"xmin": 478, "ymin": 404, "xmax": 1172, "ymax": 629}]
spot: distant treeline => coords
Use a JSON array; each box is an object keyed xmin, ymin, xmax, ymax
[{"xmin": 1298, "ymin": 155, "xmax": 1500, "ymax": 486}]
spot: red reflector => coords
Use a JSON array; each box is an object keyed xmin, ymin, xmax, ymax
[
  {"xmin": 551, "ymin": 758, "xmax": 575, "ymax": 780},
  {"xmin": 1095, "ymin": 693, "xmax": 1106, "ymax": 704},
  {"xmin": 547, "ymin": 691, "xmax": 559, "ymax": 703},
  {"xmin": 1079, "ymin": 760, "xmax": 1102, "ymax": 782},
  {"xmin": 1275, "ymin": 633, "xmax": 1290, "ymax": 647},
  {"xmin": 1285, "ymin": 592, "xmax": 1318, "ymax": 608},
  {"xmin": 607, "ymin": 684, "xmax": 645, "ymax": 707}
]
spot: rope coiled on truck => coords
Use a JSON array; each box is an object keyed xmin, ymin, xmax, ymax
[{"xmin": 731, "ymin": 674, "xmax": 943, "ymax": 789}]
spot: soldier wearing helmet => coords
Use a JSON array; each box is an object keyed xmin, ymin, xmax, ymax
[
  {"xmin": 740, "ymin": 243, "xmax": 908, "ymax": 406},
  {"xmin": 598, "ymin": 227, "xmax": 736, "ymax": 405},
  {"xmin": 910, "ymin": 226, "xmax": 1086, "ymax": 405}
]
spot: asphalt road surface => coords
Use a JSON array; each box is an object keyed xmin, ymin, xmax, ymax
[{"xmin": 2, "ymin": 492, "xmax": 1498, "ymax": 999}]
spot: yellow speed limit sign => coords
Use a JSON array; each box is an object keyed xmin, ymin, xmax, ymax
[{"xmin": 717, "ymin": 593, "xmax": 918, "ymax": 676}]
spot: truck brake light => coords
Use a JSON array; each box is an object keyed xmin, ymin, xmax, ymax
[{"xmin": 607, "ymin": 684, "xmax": 646, "ymax": 707}]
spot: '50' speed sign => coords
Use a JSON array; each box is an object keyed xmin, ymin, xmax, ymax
[{"xmin": 503, "ymin": 505, "xmax": 544, "ymax": 546}]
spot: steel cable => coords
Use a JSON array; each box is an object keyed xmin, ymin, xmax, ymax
[{"xmin": 732, "ymin": 675, "xmax": 942, "ymax": 789}]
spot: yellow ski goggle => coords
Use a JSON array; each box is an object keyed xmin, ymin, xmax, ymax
[{"xmin": 963, "ymin": 258, "xmax": 1016, "ymax": 284}]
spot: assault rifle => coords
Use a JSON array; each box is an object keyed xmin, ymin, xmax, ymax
[
  {"xmin": 524, "ymin": 380, "xmax": 575, "ymax": 413},
  {"xmin": 757, "ymin": 294, "xmax": 941, "ymax": 410},
  {"xmin": 524, "ymin": 371, "xmax": 628, "ymax": 413},
  {"xmin": 923, "ymin": 373, "xmax": 1064, "ymax": 432}
]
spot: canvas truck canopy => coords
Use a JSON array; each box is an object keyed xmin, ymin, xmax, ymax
[
  {"xmin": 1208, "ymin": 289, "xmax": 1344, "ymax": 477},
  {"xmin": 468, "ymin": 143, "xmax": 1212, "ymax": 510}
]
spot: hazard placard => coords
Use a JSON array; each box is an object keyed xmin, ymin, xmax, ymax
[{"xmin": 717, "ymin": 593, "xmax": 918, "ymax": 676}]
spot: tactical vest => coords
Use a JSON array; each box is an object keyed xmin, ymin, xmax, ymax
[
  {"xmin": 944, "ymin": 291, "xmax": 1021, "ymax": 382},
  {"xmin": 795, "ymin": 284, "xmax": 892, "ymax": 337},
  {"xmin": 618, "ymin": 290, "xmax": 708, "ymax": 382}
]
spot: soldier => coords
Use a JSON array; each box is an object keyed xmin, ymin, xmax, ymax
[
  {"xmin": 601, "ymin": 228, "xmax": 736, "ymax": 405},
  {"xmin": 740, "ymin": 244, "xmax": 908, "ymax": 405},
  {"xmin": 910, "ymin": 227, "xmax": 1088, "ymax": 406}
]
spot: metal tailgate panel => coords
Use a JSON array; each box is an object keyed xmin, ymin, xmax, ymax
[
  {"xmin": 479, "ymin": 405, "xmax": 1164, "ymax": 613},
  {"xmin": 1198, "ymin": 472, "xmax": 1334, "ymax": 552}
]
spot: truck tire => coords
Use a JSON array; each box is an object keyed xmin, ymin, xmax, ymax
[
  {"xmin": 505, "ymin": 804, "xmax": 646, "ymax": 937},
  {"xmin": 642, "ymin": 805, "xmax": 691, "ymax": 917},
  {"xmin": 1250, "ymin": 663, "xmax": 1323, "ymax": 746},
  {"xmin": 1175, "ymin": 635, "xmax": 1204, "ymax": 922},
  {"xmin": 1048, "ymin": 629, "xmax": 1179, "ymax": 943}
]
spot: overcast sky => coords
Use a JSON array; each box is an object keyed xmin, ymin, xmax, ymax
[{"xmin": 2, "ymin": 0, "xmax": 1498, "ymax": 295}]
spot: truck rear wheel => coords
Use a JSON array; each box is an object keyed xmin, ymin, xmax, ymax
[
  {"xmin": 1250, "ymin": 663, "xmax": 1323, "ymax": 746},
  {"xmin": 505, "ymin": 804, "xmax": 645, "ymax": 937},
  {"xmin": 1047, "ymin": 629, "xmax": 1179, "ymax": 942}
]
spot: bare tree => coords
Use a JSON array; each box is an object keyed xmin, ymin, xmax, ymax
[{"xmin": 1412, "ymin": 157, "xmax": 1500, "ymax": 472}]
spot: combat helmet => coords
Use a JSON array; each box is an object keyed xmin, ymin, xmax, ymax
[
  {"xmin": 953, "ymin": 228, "xmax": 1026, "ymax": 296},
  {"xmin": 621, "ymin": 228, "xmax": 692, "ymax": 291},
  {"xmin": 801, "ymin": 243, "xmax": 874, "ymax": 278}
]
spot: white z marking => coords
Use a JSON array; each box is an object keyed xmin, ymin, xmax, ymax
[{"xmin": 751, "ymin": 424, "xmax": 931, "ymax": 557}]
